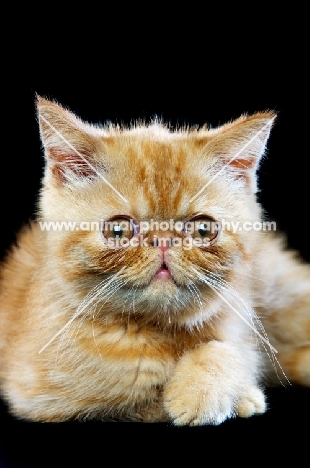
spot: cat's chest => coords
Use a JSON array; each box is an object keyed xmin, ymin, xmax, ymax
[{"xmin": 69, "ymin": 321, "xmax": 180, "ymax": 393}]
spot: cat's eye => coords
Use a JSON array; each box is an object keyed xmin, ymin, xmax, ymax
[
  {"xmin": 102, "ymin": 217, "xmax": 137, "ymax": 241},
  {"xmin": 183, "ymin": 216, "xmax": 220, "ymax": 243}
]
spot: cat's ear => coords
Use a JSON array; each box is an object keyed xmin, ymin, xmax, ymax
[
  {"xmin": 36, "ymin": 95, "xmax": 104, "ymax": 185},
  {"xmin": 205, "ymin": 112, "xmax": 276, "ymax": 192}
]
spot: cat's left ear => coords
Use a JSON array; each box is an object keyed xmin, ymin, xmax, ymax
[{"xmin": 206, "ymin": 112, "xmax": 276, "ymax": 192}]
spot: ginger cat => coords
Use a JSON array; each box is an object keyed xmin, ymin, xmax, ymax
[{"xmin": 0, "ymin": 97, "xmax": 309, "ymax": 425}]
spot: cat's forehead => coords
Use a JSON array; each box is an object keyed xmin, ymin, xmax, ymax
[
  {"xmin": 100, "ymin": 124, "xmax": 211, "ymax": 178},
  {"xmin": 95, "ymin": 125, "xmax": 220, "ymax": 220}
]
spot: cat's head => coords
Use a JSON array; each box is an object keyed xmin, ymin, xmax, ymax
[{"xmin": 37, "ymin": 96, "xmax": 275, "ymax": 326}]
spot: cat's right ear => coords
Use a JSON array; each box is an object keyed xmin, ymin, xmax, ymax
[{"xmin": 36, "ymin": 95, "xmax": 104, "ymax": 185}]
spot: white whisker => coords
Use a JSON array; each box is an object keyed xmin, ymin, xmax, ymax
[
  {"xmin": 55, "ymin": 275, "xmax": 130, "ymax": 363},
  {"xmin": 38, "ymin": 267, "xmax": 127, "ymax": 354},
  {"xmin": 92, "ymin": 311, "xmax": 103, "ymax": 362},
  {"xmin": 192, "ymin": 266, "xmax": 291, "ymax": 385}
]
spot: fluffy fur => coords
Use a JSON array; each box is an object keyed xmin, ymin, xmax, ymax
[{"xmin": 0, "ymin": 97, "xmax": 309, "ymax": 425}]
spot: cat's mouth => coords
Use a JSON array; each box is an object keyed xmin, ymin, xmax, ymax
[{"xmin": 153, "ymin": 262, "xmax": 173, "ymax": 281}]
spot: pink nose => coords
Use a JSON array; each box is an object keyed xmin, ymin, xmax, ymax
[{"xmin": 158, "ymin": 245, "xmax": 169, "ymax": 253}]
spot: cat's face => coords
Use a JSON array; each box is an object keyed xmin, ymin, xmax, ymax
[{"xmin": 37, "ymin": 98, "xmax": 274, "ymax": 325}]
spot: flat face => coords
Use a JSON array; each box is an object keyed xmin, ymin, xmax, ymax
[{"xmin": 37, "ymin": 99, "xmax": 273, "ymax": 325}]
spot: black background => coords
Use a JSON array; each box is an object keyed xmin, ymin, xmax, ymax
[{"xmin": 1, "ymin": 27, "xmax": 310, "ymax": 466}]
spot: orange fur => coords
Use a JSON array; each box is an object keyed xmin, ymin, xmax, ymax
[{"xmin": 0, "ymin": 97, "xmax": 309, "ymax": 425}]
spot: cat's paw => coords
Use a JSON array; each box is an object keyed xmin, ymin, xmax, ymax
[
  {"xmin": 163, "ymin": 342, "xmax": 266, "ymax": 426},
  {"xmin": 164, "ymin": 379, "xmax": 265, "ymax": 426}
]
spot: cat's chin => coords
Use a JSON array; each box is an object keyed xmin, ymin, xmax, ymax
[{"xmin": 149, "ymin": 276, "xmax": 177, "ymax": 291}]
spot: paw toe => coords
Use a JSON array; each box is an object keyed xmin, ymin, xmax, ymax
[{"xmin": 236, "ymin": 387, "xmax": 266, "ymax": 418}]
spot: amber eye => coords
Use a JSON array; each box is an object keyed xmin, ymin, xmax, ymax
[
  {"xmin": 102, "ymin": 217, "xmax": 137, "ymax": 241},
  {"xmin": 184, "ymin": 216, "xmax": 220, "ymax": 243}
]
